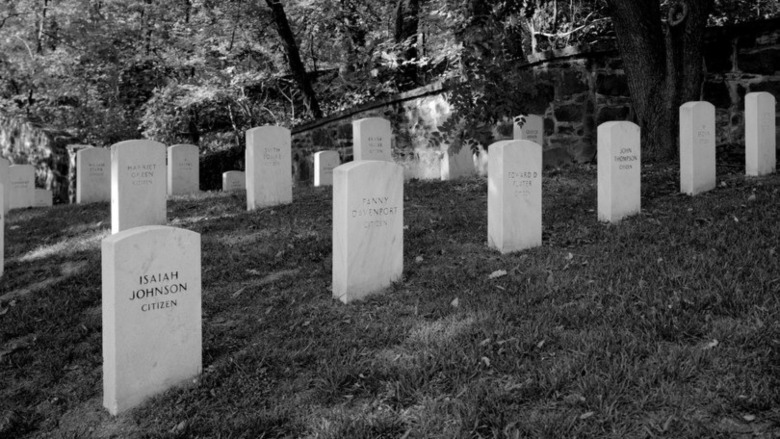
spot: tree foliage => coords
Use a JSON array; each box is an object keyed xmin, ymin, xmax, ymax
[{"xmin": 0, "ymin": 0, "xmax": 775, "ymax": 151}]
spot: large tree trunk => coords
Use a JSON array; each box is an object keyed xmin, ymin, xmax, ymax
[
  {"xmin": 394, "ymin": 0, "xmax": 421, "ymax": 88},
  {"xmin": 264, "ymin": 0, "xmax": 323, "ymax": 119},
  {"xmin": 606, "ymin": 0, "xmax": 712, "ymax": 160}
]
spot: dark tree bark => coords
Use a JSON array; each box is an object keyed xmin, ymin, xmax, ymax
[
  {"xmin": 394, "ymin": 0, "xmax": 421, "ymax": 87},
  {"xmin": 605, "ymin": 0, "xmax": 712, "ymax": 160},
  {"xmin": 264, "ymin": 0, "xmax": 323, "ymax": 119}
]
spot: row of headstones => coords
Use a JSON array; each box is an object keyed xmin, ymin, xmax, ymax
[
  {"xmin": 76, "ymin": 143, "xmax": 200, "ymax": 205},
  {"xmin": 0, "ymin": 161, "xmax": 54, "ymax": 213},
  {"xmin": 99, "ymin": 118, "xmax": 395, "ymax": 414},
  {"xmin": 99, "ymin": 95, "xmax": 775, "ymax": 415}
]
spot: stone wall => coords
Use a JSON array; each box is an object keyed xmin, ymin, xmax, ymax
[
  {"xmin": 0, "ymin": 117, "xmax": 74, "ymax": 204},
  {"xmin": 291, "ymin": 17, "xmax": 780, "ymax": 181}
]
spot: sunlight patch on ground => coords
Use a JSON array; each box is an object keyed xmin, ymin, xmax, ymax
[{"xmin": 18, "ymin": 229, "xmax": 108, "ymax": 262}]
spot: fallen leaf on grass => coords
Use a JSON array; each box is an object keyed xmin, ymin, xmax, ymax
[
  {"xmin": 748, "ymin": 194, "xmax": 756, "ymax": 202},
  {"xmin": 450, "ymin": 297, "xmax": 459, "ymax": 308},
  {"xmin": 488, "ymin": 269, "xmax": 507, "ymax": 279},
  {"xmin": 704, "ymin": 339, "xmax": 719, "ymax": 350},
  {"xmin": 231, "ymin": 287, "xmax": 246, "ymax": 298},
  {"xmin": 415, "ymin": 255, "xmax": 424, "ymax": 263},
  {"xmin": 481, "ymin": 357, "xmax": 491, "ymax": 367},
  {"xmin": 743, "ymin": 414, "xmax": 755, "ymax": 422},
  {"xmin": 579, "ymin": 411, "xmax": 595, "ymax": 420}
]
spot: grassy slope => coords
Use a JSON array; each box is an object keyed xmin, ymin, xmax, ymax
[{"xmin": 0, "ymin": 162, "xmax": 779, "ymax": 439}]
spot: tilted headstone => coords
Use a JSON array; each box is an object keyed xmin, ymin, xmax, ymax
[
  {"xmin": 352, "ymin": 118, "xmax": 392, "ymax": 162},
  {"xmin": 598, "ymin": 121, "xmax": 641, "ymax": 223},
  {"xmin": 167, "ymin": 144, "xmax": 200, "ymax": 196},
  {"xmin": 441, "ymin": 144, "xmax": 475, "ymax": 181},
  {"xmin": 111, "ymin": 140, "xmax": 167, "ymax": 234},
  {"xmin": 0, "ymin": 158, "xmax": 9, "ymax": 214},
  {"xmin": 77, "ymin": 147, "xmax": 111, "ymax": 204},
  {"xmin": 513, "ymin": 114, "xmax": 544, "ymax": 147},
  {"xmin": 333, "ymin": 161, "xmax": 403, "ymax": 303},
  {"xmin": 9, "ymin": 164, "xmax": 35, "ymax": 210},
  {"xmin": 222, "ymin": 171, "xmax": 245, "ymax": 192},
  {"xmin": 313, "ymin": 151, "xmax": 340, "ymax": 187},
  {"xmin": 745, "ymin": 92, "xmax": 776, "ymax": 177},
  {"xmin": 245, "ymin": 126, "xmax": 292, "ymax": 210},
  {"xmin": 34, "ymin": 189, "xmax": 52, "ymax": 207},
  {"xmin": 487, "ymin": 140, "xmax": 542, "ymax": 253},
  {"xmin": 102, "ymin": 225, "xmax": 201, "ymax": 415},
  {"xmin": 680, "ymin": 101, "xmax": 716, "ymax": 195}
]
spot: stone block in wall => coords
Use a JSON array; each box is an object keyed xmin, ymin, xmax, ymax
[
  {"xmin": 737, "ymin": 48, "xmax": 780, "ymax": 75},
  {"xmin": 750, "ymin": 80, "xmax": 780, "ymax": 98},
  {"xmin": 558, "ymin": 69, "xmax": 590, "ymax": 98},
  {"xmin": 703, "ymin": 80, "xmax": 733, "ymax": 109},
  {"xmin": 595, "ymin": 73, "xmax": 629, "ymax": 97},
  {"xmin": 554, "ymin": 103, "xmax": 584, "ymax": 123},
  {"xmin": 596, "ymin": 106, "xmax": 630, "ymax": 126}
]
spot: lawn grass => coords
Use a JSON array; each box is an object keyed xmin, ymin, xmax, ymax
[{"xmin": 1, "ymin": 161, "xmax": 779, "ymax": 438}]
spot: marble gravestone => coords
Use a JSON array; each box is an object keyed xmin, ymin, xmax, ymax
[
  {"xmin": 9, "ymin": 164, "xmax": 35, "ymax": 209},
  {"xmin": 246, "ymin": 126, "xmax": 292, "ymax": 210},
  {"xmin": 352, "ymin": 118, "xmax": 392, "ymax": 162},
  {"xmin": 487, "ymin": 140, "xmax": 542, "ymax": 253},
  {"xmin": 441, "ymin": 145, "xmax": 475, "ymax": 181},
  {"xmin": 598, "ymin": 122, "xmax": 641, "ymax": 223},
  {"xmin": 313, "ymin": 151, "xmax": 340, "ymax": 187},
  {"xmin": 513, "ymin": 114, "xmax": 544, "ymax": 147},
  {"xmin": 745, "ymin": 92, "xmax": 776, "ymax": 177},
  {"xmin": 222, "ymin": 171, "xmax": 245, "ymax": 192},
  {"xmin": 680, "ymin": 101, "xmax": 716, "ymax": 195},
  {"xmin": 77, "ymin": 147, "xmax": 111, "ymax": 204},
  {"xmin": 167, "ymin": 144, "xmax": 199, "ymax": 196},
  {"xmin": 333, "ymin": 161, "xmax": 403, "ymax": 303},
  {"xmin": 102, "ymin": 226, "xmax": 201, "ymax": 415},
  {"xmin": 0, "ymin": 158, "xmax": 9, "ymax": 214},
  {"xmin": 111, "ymin": 140, "xmax": 167, "ymax": 234},
  {"xmin": 34, "ymin": 189, "xmax": 52, "ymax": 207}
]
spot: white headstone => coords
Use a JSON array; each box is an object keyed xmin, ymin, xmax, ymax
[
  {"xmin": 487, "ymin": 140, "xmax": 542, "ymax": 253},
  {"xmin": 353, "ymin": 118, "xmax": 392, "ymax": 161},
  {"xmin": 77, "ymin": 147, "xmax": 111, "ymax": 204},
  {"xmin": 333, "ymin": 161, "xmax": 403, "ymax": 303},
  {"xmin": 0, "ymin": 158, "xmax": 9, "ymax": 214},
  {"xmin": 9, "ymin": 164, "xmax": 35, "ymax": 209},
  {"xmin": 111, "ymin": 140, "xmax": 167, "ymax": 234},
  {"xmin": 102, "ymin": 225, "xmax": 201, "ymax": 415},
  {"xmin": 313, "ymin": 151, "xmax": 340, "ymax": 187},
  {"xmin": 167, "ymin": 144, "xmax": 199, "ymax": 196},
  {"xmin": 441, "ymin": 144, "xmax": 475, "ymax": 181},
  {"xmin": 745, "ymin": 92, "xmax": 776, "ymax": 177},
  {"xmin": 680, "ymin": 101, "xmax": 716, "ymax": 195},
  {"xmin": 598, "ymin": 121, "xmax": 641, "ymax": 223},
  {"xmin": 245, "ymin": 126, "xmax": 292, "ymax": 210},
  {"xmin": 222, "ymin": 171, "xmax": 246, "ymax": 192},
  {"xmin": 513, "ymin": 114, "xmax": 544, "ymax": 146},
  {"xmin": 34, "ymin": 189, "xmax": 52, "ymax": 207}
]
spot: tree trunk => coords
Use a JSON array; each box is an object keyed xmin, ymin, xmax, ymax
[
  {"xmin": 264, "ymin": 0, "xmax": 323, "ymax": 119},
  {"xmin": 606, "ymin": 0, "xmax": 712, "ymax": 161},
  {"xmin": 394, "ymin": 0, "xmax": 421, "ymax": 88}
]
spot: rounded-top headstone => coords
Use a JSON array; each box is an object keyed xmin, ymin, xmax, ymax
[
  {"xmin": 679, "ymin": 101, "xmax": 716, "ymax": 196},
  {"xmin": 245, "ymin": 126, "xmax": 292, "ymax": 210},
  {"xmin": 102, "ymin": 225, "xmax": 202, "ymax": 415},
  {"xmin": 597, "ymin": 121, "xmax": 641, "ymax": 223},
  {"xmin": 333, "ymin": 160, "xmax": 403, "ymax": 303},
  {"xmin": 314, "ymin": 151, "xmax": 340, "ymax": 187},
  {"xmin": 76, "ymin": 147, "xmax": 111, "ymax": 204},
  {"xmin": 167, "ymin": 144, "xmax": 200, "ymax": 196},
  {"xmin": 352, "ymin": 117, "xmax": 392, "ymax": 162},
  {"xmin": 111, "ymin": 140, "xmax": 167, "ymax": 234},
  {"xmin": 745, "ymin": 92, "xmax": 776, "ymax": 177},
  {"xmin": 0, "ymin": 158, "xmax": 9, "ymax": 214},
  {"xmin": 8, "ymin": 164, "xmax": 35, "ymax": 210}
]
